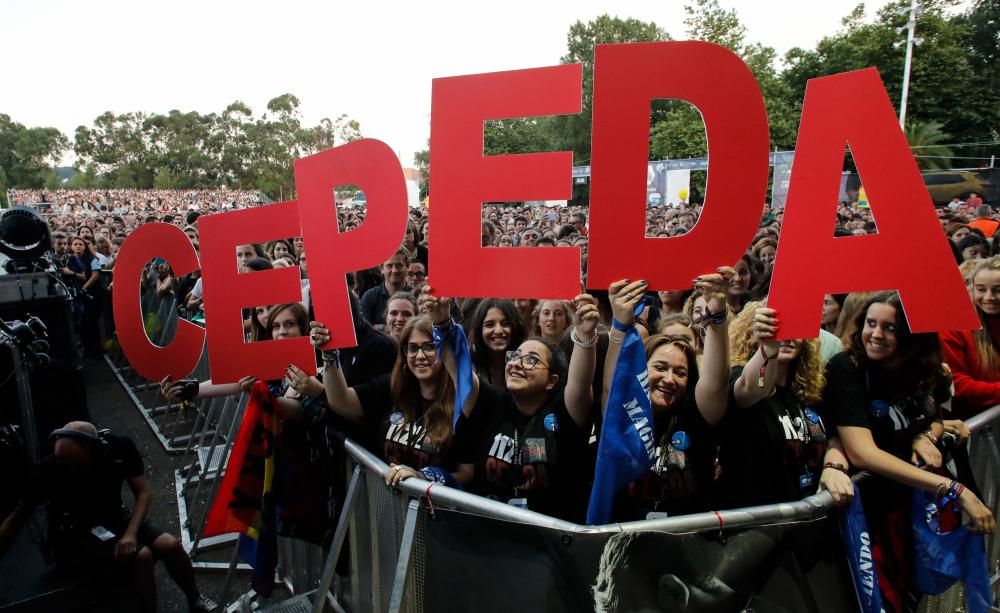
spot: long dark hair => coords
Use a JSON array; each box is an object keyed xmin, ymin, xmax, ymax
[
  {"xmin": 390, "ymin": 316, "xmax": 455, "ymax": 447},
  {"xmin": 470, "ymin": 299, "xmax": 527, "ymax": 384},
  {"xmin": 848, "ymin": 291, "xmax": 947, "ymax": 401}
]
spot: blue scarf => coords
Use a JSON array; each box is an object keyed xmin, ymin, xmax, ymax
[
  {"xmin": 586, "ymin": 323, "xmax": 655, "ymax": 525},
  {"xmin": 433, "ymin": 319, "xmax": 473, "ymax": 426}
]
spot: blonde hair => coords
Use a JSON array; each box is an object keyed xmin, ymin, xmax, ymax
[
  {"xmin": 960, "ymin": 258, "xmax": 984, "ymax": 288},
  {"xmin": 834, "ymin": 291, "xmax": 876, "ymax": 349},
  {"xmin": 972, "ymin": 257, "xmax": 1000, "ymax": 376},
  {"xmin": 729, "ymin": 301, "xmax": 825, "ymax": 406}
]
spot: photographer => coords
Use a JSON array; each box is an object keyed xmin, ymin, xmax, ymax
[{"xmin": 0, "ymin": 422, "xmax": 216, "ymax": 613}]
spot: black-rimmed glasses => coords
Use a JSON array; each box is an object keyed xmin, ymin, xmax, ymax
[
  {"xmin": 405, "ymin": 342, "xmax": 436, "ymax": 357},
  {"xmin": 505, "ymin": 350, "xmax": 549, "ymax": 370}
]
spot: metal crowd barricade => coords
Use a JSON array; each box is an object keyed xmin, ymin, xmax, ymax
[
  {"xmin": 248, "ymin": 408, "xmax": 1000, "ymax": 613},
  {"xmin": 921, "ymin": 404, "xmax": 1000, "ymax": 613},
  {"xmin": 103, "ymin": 278, "xmax": 250, "ymax": 570}
]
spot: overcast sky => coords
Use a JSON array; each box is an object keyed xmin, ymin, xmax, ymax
[{"xmin": 5, "ymin": 0, "xmax": 937, "ymax": 167}]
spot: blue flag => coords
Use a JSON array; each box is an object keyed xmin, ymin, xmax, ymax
[
  {"xmin": 911, "ymin": 489, "xmax": 991, "ymax": 613},
  {"xmin": 586, "ymin": 325, "xmax": 655, "ymax": 525},
  {"xmin": 839, "ymin": 484, "xmax": 884, "ymax": 613},
  {"xmin": 434, "ymin": 320, "xmax": 473, "ymax": 426}
]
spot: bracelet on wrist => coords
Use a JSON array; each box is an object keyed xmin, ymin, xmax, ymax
[
  {"xmin": 702, "ymin": 309, "xmax": 727, "ymax": 327},
  {"xmin": 321, "ymin": 349, "xmax": 341, "ymax": 369},
  {"xmin": 756, "ymin": 344, "xmax": 778, "ymax": 388},
  {"xmin": 608, "ymin": 330, "xmax": 624, "ymax": 345},
  {"xmin": 919, "ymin": 430, "xmax": 939, "ymax": 446},
  {"xmin": 570, "ymin": 327, "xmax": 599, "ymax": 349},
  {"xmin": 823, "ymin": 462, "xmax": 849, "ymax": 474}
]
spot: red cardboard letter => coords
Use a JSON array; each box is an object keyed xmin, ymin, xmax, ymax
[
  {"xmin": 294, "ymin": 139, "xmax": 409, "ymax": 348},
  {"xmin": 113, "ymin": 223, "xmax": 203, "ymax": 380},
  {"xmin": 769, "ymin": 68, "xmax": 978, "ymax": 338},
  {"xmin": 587, "ymin": 42, "xmax": 770, "ymax": 289},
  {"xmin": 199, "ymin": 202, "xmax": 315, "ymax": 382},
  {"xmin": 430, "ymin": 64, "xmax": 582, "ymax": 298}
]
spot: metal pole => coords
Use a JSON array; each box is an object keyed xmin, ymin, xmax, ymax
[
  {"xmin": 11, "ymin": 347, "xmax": 39, "ymax": 461},
  {"xmin": 312, "ymin": 466, "xmax": 362, "ymax": 613},
  {"xmin": 899, "ymin": 0, "xmax": 918, "ymax": 128}
]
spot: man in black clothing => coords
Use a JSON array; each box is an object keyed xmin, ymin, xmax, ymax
[
  {"xmin": 360, "ymin": 249, "xmax": 410, "ymax": 324},
  {"xmin": 0, "ymin": 422, "xmax": 216, "ymax": 613}
]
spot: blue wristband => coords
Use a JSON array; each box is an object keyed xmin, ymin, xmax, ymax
[
  {"xmin": 419, "ymin": 466, "xmax": 462, "ymax": 489},
  {"xmin": 611, "ymin": 318, "xmax": 630, "ymax": 332}
]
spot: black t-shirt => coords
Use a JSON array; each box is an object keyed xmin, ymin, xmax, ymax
[
  {"xmin": 824, "ymin": 351, "xmax": 949, "ymax": 512},
  {"xmin": 612, "ymin": 391, "xmax": 717, "ymax": 521},
  {"xmin": 717, "ymin": 367, "xmax": 829, "ymax": 509},
  {"xmin": 24, "ymin": 433, "xmax": 143, "ymax": 528},
  {"xmin": 462, "ymin": 383, "xmax": 589, "ymax": 521},
  {"xmin": 825, "ymin": 352, "xmax": 947, "ymax": 461},
  {"xmin": 353, "ymin": 374, "xmax": 476, "ymax": 472}
]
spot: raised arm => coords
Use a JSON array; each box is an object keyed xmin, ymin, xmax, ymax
[
  {"xmin": 601, "ymin": 279, "xmax": 649, "ymax": 416},
  {"xmin": 693, "ymin": 267, "xmax": 735, "ymax": 426},
  {"xmin": 422, "ymin": 286, "xmax": 480, "ymax": 417},
  {"xmin": 732, "ymin": 305, "xmax": 780, "ymax": 408},
  {"xmin": 565, "ymin": 294, "xmax": 599, "ymax": 427},
  {"xmin": 310, "ymin": 322, "xmax": 364, "ymax": 422}
]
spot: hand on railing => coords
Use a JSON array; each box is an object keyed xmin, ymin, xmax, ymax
[
  {"xmin": 386, "ymin": 464, "xmax": 422, "ymax": 487},
  {"xmin": 818, "ymin": 468, "xmax": 854, "ymax": 507},
  {"xmin": 958, "ymin": 488, "xmax": 996, "ymax": 534}
]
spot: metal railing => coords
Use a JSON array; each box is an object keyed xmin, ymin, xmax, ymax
[{"xmin": 300, "ymin": 407, "xmax": 1000, "ymax": 613}]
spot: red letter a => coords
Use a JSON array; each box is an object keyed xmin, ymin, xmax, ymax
[{"xmin": 769, "ymin": 68, "xmax": 978, "ymax": 339}]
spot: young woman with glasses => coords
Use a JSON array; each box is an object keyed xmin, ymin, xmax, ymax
[
  {"xmin": 420, "ymin": 290, "xmax": 601, "ymax": 520},
  {"xmin": 309, "ymin": 313, "xmax": 477, "ymax": 488}
]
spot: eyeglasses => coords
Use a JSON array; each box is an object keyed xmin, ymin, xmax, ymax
[
  {"xmin": 406, "ymin": 271, "xmax": 427, "ymax": 279},
  {"xmin": 505, "ymin": 350, "xmax": 549, "ymax": 370},
  {"xmin": 405, "ymin": 342, "xmax": 437, "ymax": 357}
]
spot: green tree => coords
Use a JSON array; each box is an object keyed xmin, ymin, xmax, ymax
[
  {"xmin": 781, "ymin": 1, "xmax": 994, "ymax": 162},
  {"xmin": 552, "ymin": 15, "xmax": 670, "ymax": 162},
  {"xmin": 904, "ymin": 120, "xmax": 955, "ymax": 169},
  {"xmin": 414, "ymin": 146, "xmax": 429, "ymax": 201},
  {"xmin": 0, "ymin": 115, "xmax": 68, "ymax": 190},
  {"xmin": 651, "ymin": 0, "xmax": 797, "ymax": 164}
]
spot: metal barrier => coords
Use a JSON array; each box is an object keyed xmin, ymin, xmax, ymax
[
  {"xmin": 286, "ymin": 408, "xmax": 1000, "ymax": 613},
  {"xmin": 103, "ymin": 279, "xmax": 251, "ymax": 572}
]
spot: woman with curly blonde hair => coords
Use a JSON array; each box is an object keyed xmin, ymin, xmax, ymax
[{"xmin": 715, "ymin": 301, "xmax": 854, "ymax": 509}]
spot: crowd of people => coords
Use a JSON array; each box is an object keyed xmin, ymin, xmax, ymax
[{"xmin": 6, "ymin": 187, "xmax": 1000, "ymax": 612}]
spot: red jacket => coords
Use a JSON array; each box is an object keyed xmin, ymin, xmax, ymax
[{"xmin": 939, "ymin": 320, "xmax": 1000, "ymax": 418}]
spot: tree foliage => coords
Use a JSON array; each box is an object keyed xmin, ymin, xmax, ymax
[
  {"xmin": 69, "ymin": 95, "xmax": 361, "ymax": 198},
  {"xmin": 0, "ymin": 114, "xmax": 69, "ymax": 203}
]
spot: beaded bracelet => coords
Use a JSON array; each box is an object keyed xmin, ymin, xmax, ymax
[
  {"xmin": 321, "ymin": 349, "xmax": 341, "ymax": 369},
  {"xmin": 570, "ymin": 327, "xmax": 599, "ymax": 349}
]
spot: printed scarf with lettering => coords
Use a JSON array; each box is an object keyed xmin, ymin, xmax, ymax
[
  {"xmin": 586, "ymin": 324, "xmax": 654, "ymax": 525},
  {"xmin": 839, "ymin": 484, "xmax": 884, "ymax": 613}
]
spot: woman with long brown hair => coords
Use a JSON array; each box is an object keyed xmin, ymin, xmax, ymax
[
  {"xmin": 828, "ymin": 291, "xmax": 994, "ymax": 612},
  {"xmin": 310, "ymin": 315, "xmax": 475, "ymax": 487}
]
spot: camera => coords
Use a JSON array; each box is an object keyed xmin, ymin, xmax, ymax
[{"xmin": 177, "ymin": 379, "xmax": 200, "ymax": 402}]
